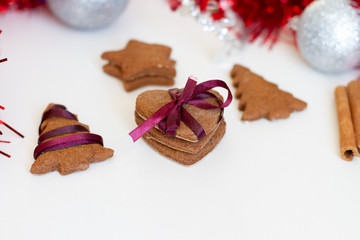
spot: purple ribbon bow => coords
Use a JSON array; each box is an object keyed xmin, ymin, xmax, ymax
[{"xmin": 129, "ymin": 77, "xmax": 233, "ymax": 142}]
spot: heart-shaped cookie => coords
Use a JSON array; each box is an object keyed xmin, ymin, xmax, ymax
[{"xmin": 134, "ymin": 89, "xmax": 226, "ymax": 165}]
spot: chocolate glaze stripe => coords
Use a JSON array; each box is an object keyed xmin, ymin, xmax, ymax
[
  {"xmin": 0, "ymin": 120, "xmax": 25, "ymax": 138},
  {"xmin": 33, "ymin": 133, "xmax": 103, "ymax": 159},
  {"xmin": 38, "ymin": 125, "xmax": 89, "ymax": 144}
]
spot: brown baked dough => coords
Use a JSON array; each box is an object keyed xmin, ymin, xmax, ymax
[
  {"xmin": 31, "ymin": 104, "xmax": 114, "ymax": 175},
  {"xmin": 101, "ymin": 40, "xmax": 176, "ymax": 91},
  {"xmin": 103, "ymin": 64, "xmax": 174, "ymax": 92},
  {"xmin": 143, "ymin": 121, "xmax": 226, "ymax": 165},
  {"xmin": 231, "ymin": 64, "xmax": 307, "ymax": 121},
  {"xmin": 134, "ymin": 88, "xmax": 226, "ymax": 165}
]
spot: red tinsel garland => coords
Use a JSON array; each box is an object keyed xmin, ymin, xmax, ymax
[
  {"xmin": 351, "ymin": 0, "xmax": 360, "ymax": 8},
  {"xmin": 228, "ymin": 0, "xmax": 313, "ymax": 43},
  {"xmin": 0, "ymin": 0, "xmax": 44, "ymax": 13},
  {"xmin": 170, "ymin": 0, "xmax": 313, "ymax": 44}
]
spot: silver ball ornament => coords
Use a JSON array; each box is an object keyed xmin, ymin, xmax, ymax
[
  {"xmin": 47, "ymin": 0, "xmax": 129, "ymax": 30},
  {"xmin": 296, "ymin": 0, "xmax": 360, "ymax": 73}
]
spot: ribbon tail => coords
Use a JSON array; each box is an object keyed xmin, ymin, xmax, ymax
[
  {"xmin": 182, "ymin": 108, "xmax": 206, "ymax": 140},
  {"xmin": 129, "ymin": 102, "xmax": 175, "ymax": 142},
  {"xmin": 165, "ymin": 105, "xmax": 182, "ymax": 137}
]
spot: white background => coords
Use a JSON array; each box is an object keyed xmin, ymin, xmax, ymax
[{"xmin": 1, "ymin": 0, "xmax": 360, "ymax": 239}]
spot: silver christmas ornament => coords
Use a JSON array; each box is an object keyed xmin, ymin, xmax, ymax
[
  {"xmin": 47, "ymin": 0, "xmax": 129, "ymax": 30},
  {"xmin": 296, "ymin": 0, "xmax": 360, "ymax": 73}
]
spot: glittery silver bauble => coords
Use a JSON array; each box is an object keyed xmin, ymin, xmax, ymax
[
  {"xmin": 296, "ymin": 0, "xmax": 360, "ymax": 73},
  {"xmin": 47, "ymin": 0, "xmax": 129, "ymax": 30}
]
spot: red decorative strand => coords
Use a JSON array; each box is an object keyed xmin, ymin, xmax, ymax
[
  {"xmin": 0, "ymin": 151, "xmax": 10, "ymax": 158},
  {"xmin": 0, "ymin": 0, "xmax": 44, "ymax": 13},
  {"xmin": 0, "ymin": 106, "xmax": 23, "ymax": 158},
  {"xmin": 0, "ymin": 120, "xmax": 24, "ymax": 138}
]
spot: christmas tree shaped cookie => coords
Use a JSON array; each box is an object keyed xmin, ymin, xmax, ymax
[
  {"xmin": 231, "ymin": 64, "xmax": 307, "ymax": 121},
  {"xmin": 31, "ymin": 104, "xmax": 114, "ymax": 175}
]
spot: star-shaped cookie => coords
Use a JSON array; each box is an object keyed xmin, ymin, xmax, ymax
[{"xmin": 101, "ymin": 40, "xmax": 176, "ymax": 91}]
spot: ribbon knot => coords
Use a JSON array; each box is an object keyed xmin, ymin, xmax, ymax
[
  {"xmin": 129, "ymin": 77, "xmax": 233, "ymax": 142},
  {"xmin": 169, "ymin": 88, "xmax": 183, "ymax": 101}
]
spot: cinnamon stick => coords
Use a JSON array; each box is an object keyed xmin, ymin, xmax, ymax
[
  {"xmin": 335, "ymin": 85, "xmax": 359, "ymax": 161},
  {"xmin": 347, "ymin": 81, "xmax": 360, "ymax": 148}
]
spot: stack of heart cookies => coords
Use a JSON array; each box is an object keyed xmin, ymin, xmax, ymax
[
  {"xmin": 101, "ymin": 40, "xmax": 176, "ymax": 92},
  {"xmin": 134, "ymin": 88, "xmax": 226, "ymax": 165}
]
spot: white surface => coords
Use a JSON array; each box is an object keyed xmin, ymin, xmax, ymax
[{"xmin": 1, "ymin": 1, "xmax": 360, "ymax": 239}]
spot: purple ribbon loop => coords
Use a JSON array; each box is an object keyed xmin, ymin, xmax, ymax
[
  {"xmin": 33, "ymin": 133, "xmax": 103, "ymax": 159},
  {"xmin": 38, "ymin": 125, "xmax": 89, "ymax": 144},
  {"xmin": 129, "ymin": 77, "xmax": 232, "ymax": 142},
  {"xmin": 39, "ymin": 104, "xmax": 78, "ymax": 134},
  {"xmin": 41, "ymin": 104, "xmax": 77, "ymax": 123}
]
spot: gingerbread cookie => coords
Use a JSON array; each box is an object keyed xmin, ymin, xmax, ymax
[
  {"xmin": 142, "ymin": 120, "xmax": 226, "ymax": 165},
  {"xmin": 129, "ymin": 77, "xmax": 232, "ymax": 165},
  {"xmin": 231, "ymin": 64, "xmax": 307, "ymax": 121},
  {"xmin": 101, "ymin": 40, "xmax": 176, "ymax": 91},
  {"xmin": 31, "ymin": 104, "xmax": 114, "ymax": 175}
]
